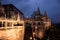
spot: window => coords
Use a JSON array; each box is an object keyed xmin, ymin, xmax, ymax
[
  {"xmin": 14, "ymin": 23, "xmax": 23, "ymax": 26},
  {"xmin": 17, "ymin": 23, "xmax": 23, "ymax": 26},
  {"xmin": 38, "ymin": 22, "xmax": 40, "ymax": 25},
  {"xmin": 3, "ymin": 22, "xmax": 5, "ymax": 27},
  {"xmin": 7, "ymin": 22, "xmax": 11, "ymax": 26},
  {"xmin": 0, "ymin": 22, "xmax": 5, "ymax": 27}
]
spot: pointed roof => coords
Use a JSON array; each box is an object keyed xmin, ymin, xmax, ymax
[
  {"xmin": 44, "ymin": 11, "xmax": 48, "ymax": 17},
  {"xmin": 2, "ymin": 4, "xmax": 23, "ymax": 15},
  {"xmin": 34, "ymin": 7, "xmax": 43, "ymax": 21},
  {"xmin": 36, "ymin": 7, "xmax": 42, "ymax": 16}
]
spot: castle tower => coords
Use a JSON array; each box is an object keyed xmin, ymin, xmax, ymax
[
  {"xmin": 35, "ymin": 7, "xmax": 42, "ymax": 21},
  {"xmin": 33, "ymin": 7, "xmax": 44, "ymax": 39},
  {"xmin": 36, "ymin": 7, "xmax": 41, "ymax": 16},
  {"xmin": 42, "ymin": 11, "xmax": 51, "ymax": 30},
  {"xmin": 42, "ymin": 11, "xmax": 48, "ymax": 21},
  {"xmin": 43, "ymin": 11, "xmax": 48, "ymax": 18}
]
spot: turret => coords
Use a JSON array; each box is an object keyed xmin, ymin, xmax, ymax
[
  {"xmin": 36, "ymin": 8, "xmax": 40, "ymax": 15},
  {"xmin": 35, "ymin": 7, "xmax": 42, "ymax": 21},
  {"xmin": 42, "ymin": 11, "xmax": 51, "ymax": 30},
  {"xmin": 43, "ymin": 11, "xmax": 48, "ymax": 19},
  {"xmin": 35, "ymin": 7, "xmax": 42, "ymax": 17},
  {"xmin": 42, "ymin": 11, "xmax": 48, "ymax": 21}
]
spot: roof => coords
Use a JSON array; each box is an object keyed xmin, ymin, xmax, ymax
[
  {"xmin": 36, "ymin": 7, "xmax": 42, "ymax": 16},
  {"xmin": 2, "ymin": 4, "xmax": 23, "ymax": 15}
]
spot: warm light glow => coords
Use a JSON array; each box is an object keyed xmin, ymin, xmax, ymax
[
  {"xmin": 35, "ymin": 26, "xmax": 37, "ymax": 29},
  {"xmin": 33, "ymin": 32, "xmax": 35, "ymax": 35},
  {"xmin": 38, "ymin": 31, "xmax": 44, "ymax": 39},
  {"xmin": 30, "ymin": 37, "xmax": 32, "ymax": 40},
  {"xmin": 0, "ymin": 17, "xmax": 25, "ymax": 40}
]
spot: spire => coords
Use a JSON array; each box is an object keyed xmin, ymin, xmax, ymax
[
  {"xmin": 35, "ymin": 7, "xmax": 42, "ymax": 17},
  {"xmin": 43, "ymin": 11, "xmax": 48, "ymax": 20},
  {"xmin": 36, "ymin": 7, "xmax": 41, "ymax": 16},
  {"xmin": 35, "ymin": 7, "xmax": 42, "ymax": 21},
  {"xmin": 44, "ymin": 11, "xmax": 48, "ymax": 17},
  {"xmin": 41, "ymin": 11, "xmax": 48, "ymax": 21}
]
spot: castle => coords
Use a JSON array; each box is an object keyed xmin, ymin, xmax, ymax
[{"xmin": 0, "ymin": 1, "xmax": 51, "ymax": 40}]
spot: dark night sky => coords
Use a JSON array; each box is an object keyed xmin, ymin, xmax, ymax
[{"xmin": 2, "ymin": 0, "xmax": 60, "ymax": 23}]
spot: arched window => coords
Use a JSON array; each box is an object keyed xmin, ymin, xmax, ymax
[{"xmin": 38, "ymin": 22, "xmax": 40, "ymax": 25}]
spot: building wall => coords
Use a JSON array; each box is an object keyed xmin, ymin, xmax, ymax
[
  {"xmin": 0, "ymin": 15, "xmax": 25, "ymax": 40},
  {"xmin": 0, "ymin": 26, "xmax": 24, "ymax": 40},
  {"xmin": 43, "ymin": 19, "xmax": 51, "ymax": 30},
  {"xmin": 0, "ymin": 3, "xmax": 51, "ymax": 40}
]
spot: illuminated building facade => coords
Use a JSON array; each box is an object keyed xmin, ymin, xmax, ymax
[
  {"xmin": 0, "ymin": 1, "xmax": 51, "ymax": 40},
  {"xmin": 0, "ymin": 1, "xmax": 25, "ymax": 40},
  {"xmin": 24, "ymin": 8, "xmax": 51, "ymax": 40}
]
